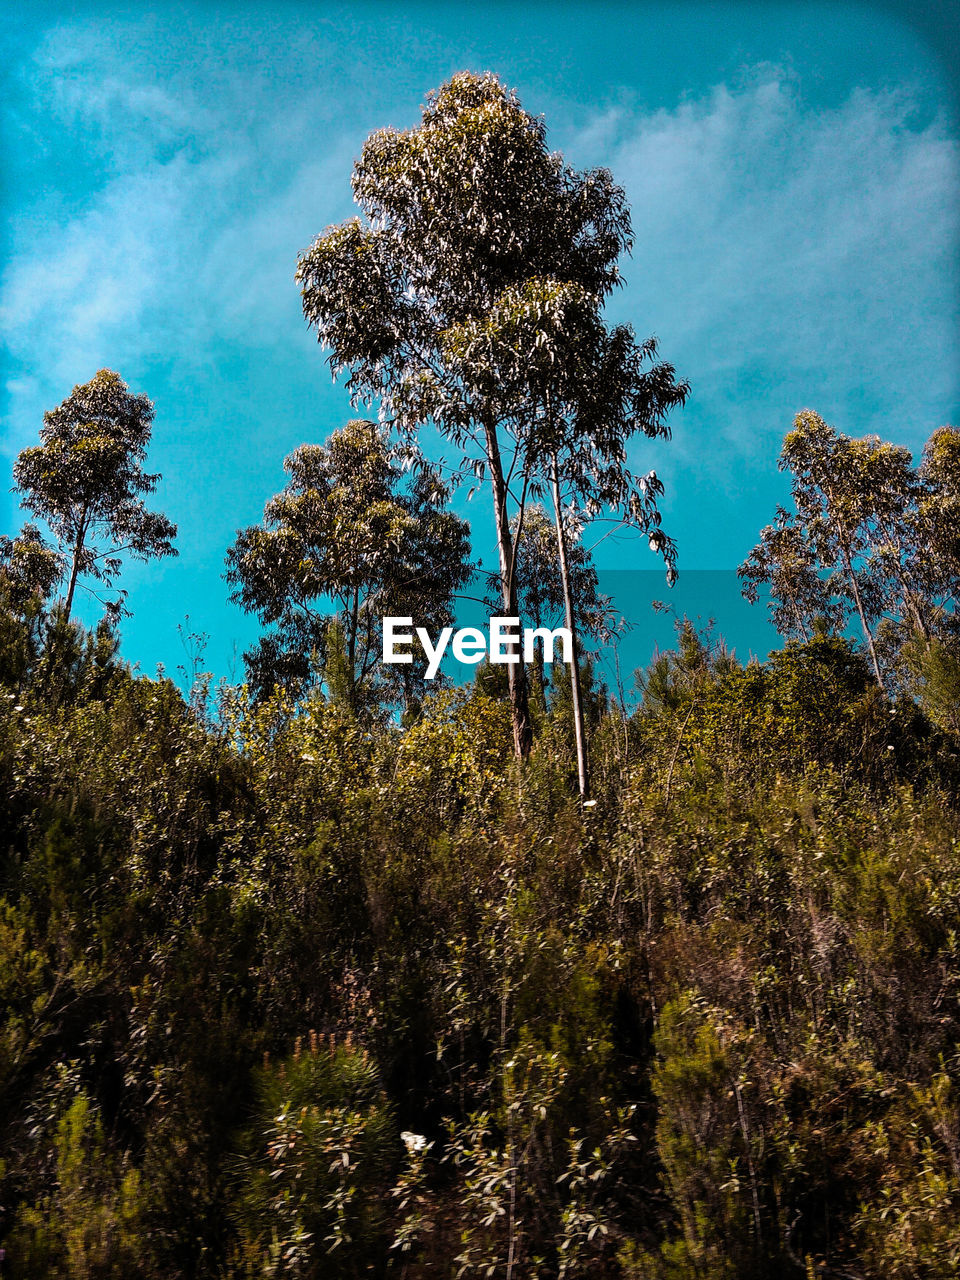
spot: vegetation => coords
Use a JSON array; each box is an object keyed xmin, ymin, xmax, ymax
[
  {"xmin": 224, "ymin": 419, "xmax": 470, "ymax": 708},
  {"xmin": 739, "ymin": 411, "xmax": 960, "ymax": 694},
  {"xmin": 297, "ymin": 71, "xmax": 687, "ymax": 765},
  {"xmin": 2, "ymin": 560, "xmax": 959, "ymax": 1277},
  {"xmin": 12, "ymin": 369, "xmax": 177, "ymax": 626},
  {"xmin": 2, "ymin": 71, "xmax": 958, "ymax": 1280}
]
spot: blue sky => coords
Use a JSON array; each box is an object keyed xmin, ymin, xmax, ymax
[{"xmin": 2, "ymin": 1, "xmax": 958, "ymax": 685}]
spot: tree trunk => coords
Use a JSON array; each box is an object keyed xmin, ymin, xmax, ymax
[
  {"xmin": 483, "ymin": 420, "xmax": 532, "ymax": 759},
  {"xmin": 838, "ymin": 538, "xmax": 885, "ymax": 692},
  {"xmin": 874, "ymin": 515, "xmax": 930, "ymax": 640},
  {"xmin": 348, "ymin": 584, "xmax": 359, "ymax": 708},
  {"xmin": 787, "ymin": 590, "xmax": 809, "ymax": 642},
  {"xmin": 62, "ymin": 533, "xmax": 84, "ymax": 623},
  {"xmin": 533, "ymin": 646, "xmax": 546, "ymax": 711},
  {"xmin": 551, "ymin": 457, "xmax": 589, "ymax": 800}
]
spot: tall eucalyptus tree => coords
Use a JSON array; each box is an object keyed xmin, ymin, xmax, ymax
[
  {"xmin": 449, "ymin": 276, "xmax": 686, "ymax": 791},
  {"xmin": 296, "ymin": 72, "xmax": 687, "ymax": 763}
]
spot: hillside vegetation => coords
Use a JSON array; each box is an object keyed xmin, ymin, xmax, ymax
[
  {"xmin": 1, "ymin": 612, "xmax": 958, "ymax": 1278},
  {"xmin": 3, "ymin": 69, "xmax": 958, "ymax": 1279}
]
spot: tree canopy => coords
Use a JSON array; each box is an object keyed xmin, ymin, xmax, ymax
[
  {"xmin": 12, "ymin": 369, "xmax": 177, "ymax": 624},
  {"xmin": 225, "ymin": 418, "xmax": 471, "ymax": 707},
  {"xmin": 740, "ymin": 410, "xmax": 960, "ymax": 694},
  {"xmin": 297, "ymin": 72, "xmax": 687, "ymax": 759}
]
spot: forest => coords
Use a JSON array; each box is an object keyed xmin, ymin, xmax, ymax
[{"xmin": 1, "ymin": 72, "xmax": 959, "ymax": 1279}]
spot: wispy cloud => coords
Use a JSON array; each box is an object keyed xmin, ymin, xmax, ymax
[
  {"xmin": 3, "ymin": 156, "xmax": 197, "ymax": 375},
  {"xmin": 581, "ymin": 67, "xmax": 959, "ymax": 463},
  {"xmin": 1, "ymin": 23, "xmax": 358, "ymax": 460},
  {"xmin": 2, "ymin": 46, "xmax": 956, "ymax": 499}
]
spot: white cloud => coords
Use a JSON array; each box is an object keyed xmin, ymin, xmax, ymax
[
  {"xmin": 0, "ymin": 33, "xmax": 359, "ymax": 459},
  {"xmin": 584, "ymin": 69, "xmax": 959, "ymax": 454},
  {"xmin": 2, "ymin": 51, "xmax": 956, "ymax": 487},
  {"xmin": 3, "ymin": 157, "xmax": 191, "ymax": 366}
]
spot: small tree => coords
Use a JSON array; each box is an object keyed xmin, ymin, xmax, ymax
[
  {"xmin": 12, "ymin": 369, "xmax": 177, "ymax": 624},
  {"xmin": 915, "ymin": 426, "xmax": 960, "ymax": 620},
  {"xmin": 742, "ymin": 414, "xmax": 960, "ymax": 695},
  {"xmin": 742, "ymin": 412, "xmax": 905, "ymax": 689},
  {"xmin": 0, "ymin": 524, "xmax": 64, "ymax": 691},
  {"xmin": 225, "ymin": 419, "xmax": 471, "ymax": 707},
  {"xmin": 0, "ymin": 523, "xmax": 63, "ymax": 613},
  {"xmin": 738, "ymin": 506, "xmax": 845, "ymax": 641},
  {"xmin": 779, "ymin": 411, "xmax": 892, "ymax": 688}
]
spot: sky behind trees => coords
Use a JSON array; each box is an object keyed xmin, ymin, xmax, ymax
[{"xmin": 2, "ymin": 1, "xmax": 958, "ymax": 682}]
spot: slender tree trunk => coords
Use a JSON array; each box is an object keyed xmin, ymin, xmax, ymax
[
  {"xmin": 787, "ymin": 591, "xmax": 809, "ymax": 642},
  {"xmin": 733, "ymin": 1078, "xmax": 763, "ymax": 1244},
  {"xmin": 665, "ymin": 698, "xmax": 696, "ymax": 804},
  {"xmin": 874, "ymin": 516, "xmax": 930, "ymax": 639},
  {"xmin": 348, "ymin": 585, "xmax": 360, "ymax": 708},
  {"xmin": 907, "ymin": 597, "xmax": 930, "ymax": 640},
  {"xmin": 500, "ymin": 980, "xmax": 519, "ymax": 1280},
  {"xmin": 62, "ymin": 532, "xmax": 84, "ymax": 623},
  {"xmin": 550, "ymin": 456, "xmax": 589, "ymax": 800},
  {"xmin": 483, "ymin": 419, "xmax": 532, "ymax": 759},
  {"xmin": 838, "ymin": 537, "xmax": 885, "ymax": 692},
  {"xmin": 534, "ymin": 648, "xmax": 546, "ymax": 711},
  {"xmin": 48, "ymin": 526, "xmax": 85, "ymax": 703}
]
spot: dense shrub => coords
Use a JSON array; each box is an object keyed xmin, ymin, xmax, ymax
[{"xmin": 1, "ymin": 614, "xmax": 958, "ymax": 1276}]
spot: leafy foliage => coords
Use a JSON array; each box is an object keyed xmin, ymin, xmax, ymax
[
  {"xmin": 2, "ymin": 68, "xmax": 959, "ymax": 1280},
  {"xmin": 297, "ymin": 72, "xmax": 687, "ymax": 758},
  {"xmin": 225, "ymin": 419, "xmax": 471, "ymax": 705},
  {"xmin": 1, "ymin": 586, "xmax": 959, "ymax": 1277},
  {"xmin": 12, "ymin": 369, "xmax": 177, "ymax": 623},
  {"xmin": 741, "ymin": 411, "xmax": 960, "ymax": 694}
]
